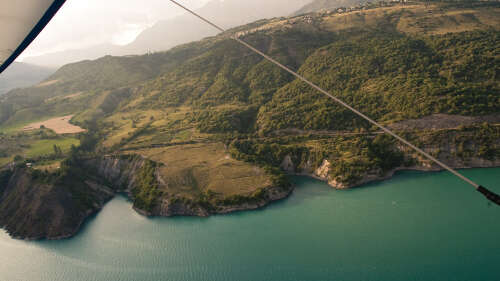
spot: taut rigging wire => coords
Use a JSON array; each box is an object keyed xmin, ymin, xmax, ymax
[{"xmin": 168, "ymin": 0, "xmax": 500, "ymax": 206}]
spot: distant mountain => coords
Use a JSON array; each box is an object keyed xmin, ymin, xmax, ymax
[
  {"xmin": 22, "ymin": 0, "xmax": 312, "ymax": 67},
  {"xmin": 125, "ymin": 0, "xmax": 312, "ymax": 54},
  {"xmin": 293, "ymin": 0, "xmax": 369, "ymax": 15},
  {"xmin": 20, "ymin": 44, "xmax": 121, "ymax": 69},
  {"xmin": 0, "ymin": 62, "xmax": 54, "ymax": 95}
]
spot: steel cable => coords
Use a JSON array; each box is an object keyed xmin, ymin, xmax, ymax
[{"xmin": 168, "ymin": 0, "xmax": 499, "ymax": 205}]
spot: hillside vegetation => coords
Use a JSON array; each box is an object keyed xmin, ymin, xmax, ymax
[
  {"xmin": 0, "ymin": 2, "xmax": 499, "ymax": 239},
  {"xmin": 1, "ymin": 2, "xmax": 498, "ymax": 130},
  {"xmin": 293, "ymin": 0, "xmax": 371, "ymax": 16},
  {"xmin": 1, "ymin": 1, "xmax": 499, "ymax": 165}
]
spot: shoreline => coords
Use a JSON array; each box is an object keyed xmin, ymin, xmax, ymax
[
  {"xmin": 2, "ymin": 163, "xmax": 499, "ymax": 241},
  {"xmin": 295, "ymin": 162, "xmax": 500, "ymax": 190}
]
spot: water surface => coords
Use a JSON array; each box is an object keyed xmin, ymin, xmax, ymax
[{"xmin": 1, "ymin": 168, "xmax": 499, "ymax": 281}]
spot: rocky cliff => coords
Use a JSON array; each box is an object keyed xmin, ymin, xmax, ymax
[
  {"xmin": 0, "ymin": 167, "xmax": 113, "ymax": 240},
  {"xmin": 281, "ymin": 142, "xmax": 500, "ymax": 189},
  {"xmin": 0, "ymin": 154, "xmax": 292, "ymax": 240},
  {"xmin": 89, "ymin": 155, "xmax": 292, "ymax": 218}
]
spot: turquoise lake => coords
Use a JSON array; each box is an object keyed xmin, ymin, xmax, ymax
[{"xmin": 1, "ymin": 168, "xmax": 499, "ymax": 281}]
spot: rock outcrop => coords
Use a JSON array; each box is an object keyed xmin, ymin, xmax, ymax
[
  {"xmin": 283, "ymin": 146, "xmax": 500, "ymax": 190},
  {"xmin": 2, "ymin": 135, "xmax": 497, "ymax": 240},
  {"xmin": 89, "ymin": 155, "xmax": 292, "ymax": 218},
  {"xmin": 0, "ymin": 167, "xmax": 113, "ymax": 240},
  {"xmin": 0, "ymin": 155, "xmax": 292, "ymax": 240},
  {"xmin": 85, "ymin": 155, "xmax": 148, "ymax": 193}
]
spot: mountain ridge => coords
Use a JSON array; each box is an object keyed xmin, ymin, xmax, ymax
[
  {"xmin": 293, "ymin": 0, "xmax": 370, "ymax": 15},
  {"xmin": 21, "ymin": 0, "xmax": 312, "ymax": 67},
  {"xmin": 0, "ymin": 1, "xmax": 499, "ymax": 239},
  {"xmin": 0, "ymin": 62, "xmax": 54, "ymax": 95}
]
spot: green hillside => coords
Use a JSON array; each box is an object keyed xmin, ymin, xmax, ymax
[
  {"xmin": 0, "ymin": 1, "xmax": 499, "ymax": 190},
  {"xmin": 1, "ymin": 1, "xmax": 499, "ymax": 239}
]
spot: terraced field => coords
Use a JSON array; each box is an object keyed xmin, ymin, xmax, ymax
[{"xmin": 134, "ymin": 143, "xmax": 272, "ymax": 198}]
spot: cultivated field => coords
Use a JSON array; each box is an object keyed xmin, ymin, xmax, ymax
[
  {"xmin": 0, "ymin": 129, "xmax": 80, "ymax": 167},
  {"xmin": 23, "ymin": 115, "xmax": 86, "ymax": 134},
  {"xmin": 24, "ymin": 138, "xmax": 80, "ymax": 158},
  {"xmin": 135, "ymin": 143, "xmax": 272, "ymax": 198}
]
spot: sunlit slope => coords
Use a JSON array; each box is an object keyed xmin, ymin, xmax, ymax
[
  {"xmin": 0, "ymin": 2, "xmax": 498, "ymax": 135},
  {"xmin": 0, "ymin": 3, "xmax": 499, "ymax": 240}
]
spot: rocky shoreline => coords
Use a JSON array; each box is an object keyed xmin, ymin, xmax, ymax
[
  {"xmin": 6, "ymin": 205, "xmax": 106, "ymax": 241},
  {"xmin": 0, "ymin": 167, "xmax": 114, "ymax": 241},
  {"xmin": 0, "ymin": 156, "xmax": 293, "ymax": 240},
  {"xmin": 298, "ymin": 158, "xmax": 500, "ymax": 190},
  {"xmin": 148, "ymin": 184, "xmax": 293, "ymax": 218},
  {"xmin": 0, "ymin": 181, "xmax": 291, "ymax": 241},
  {"xmin": 1, "ymin": 150, "xmax": 498, "ymax": 241},
  {"xmin": 90, "ymin": 155, "xmax": 293, "ymax": 217}
]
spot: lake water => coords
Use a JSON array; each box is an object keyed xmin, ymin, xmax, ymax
[{"xmin": 1, "ymin": 168, "xmax": 499, "ymax": 281}]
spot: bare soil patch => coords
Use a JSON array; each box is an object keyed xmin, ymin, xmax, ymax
[
  {"xmin": 36, "ymin": 79, "xmax": 59, "ymax": 87},
  {"xmin": 45, "ymin": 92, "xmax": 83, "ymax": 103},
  {"xmin": 23, "ymin": 115, "xmax": 86, "ymax": 134}
]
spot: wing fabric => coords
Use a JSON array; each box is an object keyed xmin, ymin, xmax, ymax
[{"xmin": 0, "ymin": 0, "xmax": 66, "ymax": 73}]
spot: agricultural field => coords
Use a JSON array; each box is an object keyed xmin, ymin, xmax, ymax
[
  {"xmin": 134, "ymin": 143, "xmax": 272, "ymax": 199},
  {"xmin": 23, "ymin": 115, "xmax": 86, "ymax": 134},
  {"xmin": 24, "ymin": 138, "xmax": 80, "ymax": 158},
  {"xmin": 0, "ymin": 127, "xmax": 80, "ymax": 167}
]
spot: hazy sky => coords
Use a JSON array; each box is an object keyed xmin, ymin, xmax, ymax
[{"xmin": 21, "ymin": 0, "xmax": 211, "ymax": 58}]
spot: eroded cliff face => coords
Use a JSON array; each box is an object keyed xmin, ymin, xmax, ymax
[
  {"xmin": 1, "ymin": 138, "xmax": 496, "ymax": 240},
  {"xmin": 0, "ymin": 167, "xmax": 113, "ymax": 240},
  {"xmin": 0, "ymin": 155, "xmax": 292, "ymax": 240},
  {"xmin": 313, "ymin": 160, "xmax": 350, "ymax": 189},
  {"xmin": 281, "ymin": 144, "xmax": 500, "ymax": 189},
  {"xmin": 0, "ymin": 156, "xmax": 155, "ymax": 240},
  {"xmin": 152, "ymin": 185, "xmax": 291, "ymax": 218},
  {"xmin": 89, "ymin": 155, "xmax": 292, "ymax": 218},
  {"xmin": 86, "ymin": 155, "xmax": 147, "ymax": 192}
]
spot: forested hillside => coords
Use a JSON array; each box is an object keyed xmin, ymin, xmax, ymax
[
  {"xmin": 0, "ymin": 2, "xmax": 499, "ymax": 238},
  {"xmin": 2, "ymin": 2, "xmax": 497, "ymax": 131}
]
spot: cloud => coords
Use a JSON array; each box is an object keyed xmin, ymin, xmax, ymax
[{"xmin": 21, "ymin": 0, "xmax": 211, "ymax": 57}]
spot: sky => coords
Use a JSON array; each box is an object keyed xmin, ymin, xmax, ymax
[{"xmin": 21, "ymin": 0, "xmax": 211, "ymax": 58}]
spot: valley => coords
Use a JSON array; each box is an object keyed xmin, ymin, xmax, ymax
[{"xmin": 0, "ymin": 1, "xmax": 499, "ymax": 239}]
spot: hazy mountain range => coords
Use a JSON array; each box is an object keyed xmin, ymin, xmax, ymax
[
  {"xmin": 0, "ymin": 62, "xmax": 54, "ymax": 95},
  {"xmin": 22, "ymin": 0, "xmax": 313, "ymax": 67},
  {"xmin": 293, "ymin": 0, "xmax": 369, "ymax": 15},
  {"xmin": 2, "ymin": 0, "xmax": 351, "ymax": 94}
]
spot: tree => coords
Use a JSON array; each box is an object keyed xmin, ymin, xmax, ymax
[
  {"xmin": 13, "ymin": 155, "xmax": 24, "ymax": 162},
  {"xmin": 53, "ymin": 144, "xmax": 62, "ymax": 156}
]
